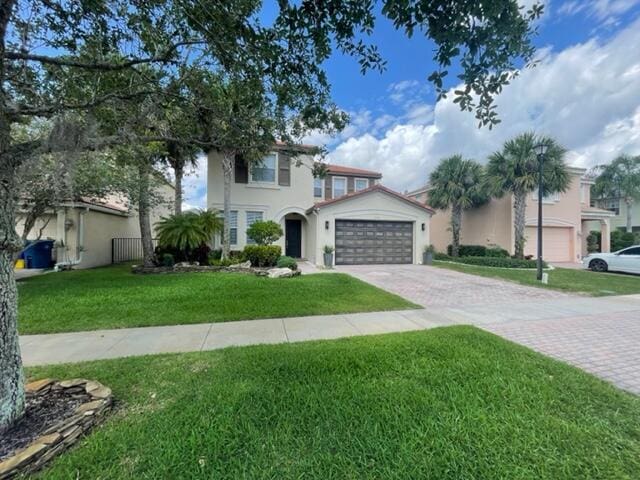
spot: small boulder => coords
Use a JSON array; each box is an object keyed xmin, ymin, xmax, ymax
[
  {"xmin": 267, "ymin": 268, "xmax": 299, "ymax": 278},
  {"xmin": 229, "ymin": 260, "xmax": 252, "ymax": 269}
]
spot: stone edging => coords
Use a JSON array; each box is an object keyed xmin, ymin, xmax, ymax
[
  {"xmin": 0, "ymin": 379, "xmax": 113, "ymax": 479},
  {"xmin": 132, "ymin": 264, "xmax": 301, "ymax": 277}
]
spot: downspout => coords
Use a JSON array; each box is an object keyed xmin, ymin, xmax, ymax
[{"xmin": 54, "ymin": 208, "xmax": 87, "ymax": 271}]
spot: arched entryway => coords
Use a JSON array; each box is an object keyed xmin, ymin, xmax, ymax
[{"xmin": 283, "ymin": 212, "xmax": 306, "ymax": 258}]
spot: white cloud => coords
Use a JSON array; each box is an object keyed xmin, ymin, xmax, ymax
[
  {"xmin": 557, "ymin": 0, "xmax": 640, "ymax": 26},
  {"xmin": 181, "ymin": 154, "xmax": 208, "ymax": 209},
  {"xmin": 328, "ymin": 18, "xmax": 640, "ymax": 192}
]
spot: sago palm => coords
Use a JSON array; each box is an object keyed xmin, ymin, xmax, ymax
[
  {"xmin": 592, "ymin": 154, "xmax": 640, "ymax": 233},
  {"xmin": 428, "ymin": 155, "xmax": 487, "ymax": 257},
  {"xmin": 485, "ymin": 132, "xmax": 569, "ymax": 259},
  {"xmin": 155, "ymin": 210, "xmax": 223, "ymax": 253}
]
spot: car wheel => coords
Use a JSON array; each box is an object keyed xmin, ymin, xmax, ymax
[{"xmin": 590, "ymin": 259, "xmax": 608, "ymax": 272}]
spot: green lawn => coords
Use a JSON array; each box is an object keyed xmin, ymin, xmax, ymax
[
  {"xmin": 17, "ymin": 264, "xmax": 416, "ymax": 334},
  {"xmin": 433, "ymin": 261, "xmax": 640, "ymax": 296},
  {"xmin": 28, "ymin": 327, "xmax": 640, "ymax": 479}
]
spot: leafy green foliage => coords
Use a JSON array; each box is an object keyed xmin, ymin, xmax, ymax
[
  {"xmin": 485, "ymin": 246, "xmax": 510, "ymax": 258},
  {"xmin": 592, "ymin": 155, "xmax": 640, "ymax": 232},
  {"xmin": 243, "ymin": 245, "xmax": 282, "ymax": 267},
  {"xmin": 323, "ymin": 245, "xmax": 334, "ymax": 254},
  {"xmin": 276, "ymin": 256, "xmax": 298, "ymax": 270},
  {"xmin": 446, "ymin": 244, "xmax": 487, "ymax": 257},
  {"xmin": 437, "ymin": 255, "xmax": 543, "ymax": 269},
  {"xmin": 246, "ymin": 220, "xmax": 283, "ymax": 246},
  {"xmin": 155, "ymin": 210, "xmax": 222, "ymax": 252},
  {"xmin": 611, "ymin": 230, "xmax": 640, "ymax": 252}
]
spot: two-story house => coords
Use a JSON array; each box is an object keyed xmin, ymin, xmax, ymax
[
  {"xmin": 207, "ymin": 144, "xmax": 433, "ymax": 265},
  {"xmin": 408, "ymin": 167, "xmax": 615, "ymax": 262}
]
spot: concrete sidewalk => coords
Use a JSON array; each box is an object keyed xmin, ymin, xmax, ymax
[{"xmin": 19, "ymin": 309, "xmax": 453, "ymax": 366}]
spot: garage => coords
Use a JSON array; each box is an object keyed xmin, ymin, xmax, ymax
[
  {"xmin": 335, "ymin": 220, "xmax": 413, "ymax": 265},
  {"xmin": 524, "ymin": 226, "xmax": 573, "ymax": 262}
]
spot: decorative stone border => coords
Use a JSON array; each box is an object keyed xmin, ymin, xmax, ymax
[
  {"xmin": 0, "ymin": 379, "xmax": 113, "ymax": 479},
  {"xmin": 132, "ymin": 264, "xmax": 301, "ymax": 277}
]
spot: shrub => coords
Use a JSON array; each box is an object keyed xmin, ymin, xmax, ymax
[
  {"xmin": 587, "ymin": 231, "xmax": 601, "ymax": 253},
  {"xmin": 485, "ymin": 246, "xmax": 509, "ymax": 258},
  {"xmin": 246, "ymin": 220, "xmax": 283, "ymax": 245},
  {"xmin": 323, "ymin": 245, "xmax": 334, "ymax": 254},
  {"xmin": 161, "ymin": 253, "xmax": 175, "ymax": 267},
  {"xmin": 423, "ymin": 244, "xmax": 436, "ymax": 253},
  {"xmin": 209, "ymin": 258, "xmax": 235, "ymax": 267},
  {"xmin": 277, "ymin": 256, "xmax": 298, "ymax": 270},
  {"xmin": 447, "ymin": 244, "xmax": 487, "ymax": 257},
  {"xmin": 243, "ymin": 245, "xmax": 281, "ymax": 267},
  {"xmin": 155, "ymin": 210, "xmax": 222, "ymax": 263},
  {"xmin": 436, "ymin": 254, "xmax": 544, "ymax": 269},
  {"xmin": 209, "ymin": 249, "xmax": 222, "ymax": 261},
  {"xmin": 611, "ymin": 230, "xmax": 638, "ymax": 252}
]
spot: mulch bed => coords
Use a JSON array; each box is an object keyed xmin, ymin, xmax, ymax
[{"xmin": 0, "ymin": 389, "xmax": 87, "ymax": 461}]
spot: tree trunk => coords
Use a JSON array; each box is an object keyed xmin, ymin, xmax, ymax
[
  {"xmin": 0, "ymin": 0, "xmax": 25, "ymax": 434},
  {"xmin": 221, "ymin": 152, "xmax": 234, "ymax": 259},
  {"xmin": 174, "ymin": 166, "xmax": 183, "ymax": 216},
  {"xmin": 513, "ymin": 190, "xmax": 527, "ymax": 259},
  {"xmin": 450, "ymin": 204, "xmax": 462, "ymax": 257},
  {"xmin": 137, "ymin": 162, "xmax": 155, "ymax": 267},
  {"xmin": 625, "ymin": 197, "xmax": 633, "ymax": 233}
]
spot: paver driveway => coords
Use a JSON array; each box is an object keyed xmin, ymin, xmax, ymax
[{"xmin": 339, "ymin": 264, "xmax": 640, "ymax": 394}]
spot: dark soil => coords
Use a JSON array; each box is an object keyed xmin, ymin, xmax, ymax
[{"xmin": 0, "ymin": 389, "xmax": 87, "ymax": 460}]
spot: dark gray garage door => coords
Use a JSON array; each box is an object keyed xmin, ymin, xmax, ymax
[{"xmin": 335, "ymin": 220, "xmax": 413, "ymax": 265}]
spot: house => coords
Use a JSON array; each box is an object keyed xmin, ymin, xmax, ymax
[
  {"xmin": 407, "ymin": 167, "xmax": 615, "ymax": 262},
  {"xmin": 16, "ymin": 188, "xmax": 173, "ymax": 270},
  {"xmin": 592, "ymin": 196, "xmax": 640, "ymax": 233},
  {"xmin": 207, "ymin": 145, "xmax": 433, "ymax": 265}
]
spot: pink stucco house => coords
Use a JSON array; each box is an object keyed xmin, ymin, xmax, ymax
[{"xmin": 407, "ymin": 167, "xmax": 615, "ymax": 262}]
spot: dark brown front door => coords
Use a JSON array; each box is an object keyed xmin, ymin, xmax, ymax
[
  {"xmin": 335, "ymin": 220, "xmax": 413, "ymax": 265},
  {"xmin": 285, "ymin": 219, "xmax": 302, "ymax": 258}
]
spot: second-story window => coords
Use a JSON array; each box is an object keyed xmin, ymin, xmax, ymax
[
  {"xmin": 333, "ymin": 177, "xmax": 346, "ymax": 197},
  {"xmin": 314, "ymin": 178, "xmax": 323, "ymax": 198},
  {"xmin": 251, "ymin": 154, "xmax": 276, "ymax": 183},
  {"xmin": 355, "ymin": 178, "xmax": 368, "ymax": 192}
]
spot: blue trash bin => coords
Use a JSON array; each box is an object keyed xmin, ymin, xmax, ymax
[{"xmin": 21, "ymin": 240, "xmax": 55, "ymax": 268}]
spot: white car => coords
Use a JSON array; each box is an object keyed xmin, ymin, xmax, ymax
[{"xmin": 583, "ymin": 245, "xmax": 640, "ymax": 274}]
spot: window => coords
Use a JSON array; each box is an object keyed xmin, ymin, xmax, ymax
[
  {"xmin": 229, "ymin": 211, "xmax": 238, "ymax": 245},
  {"xmin": 580, "ymin": 184, "xmax": 587, "ymax": 204},
  {"xmin": 251, "ymin": 154, "xmax": 276, "ymax": 183},
  {"xmin": 333, "ymin": 177, "xmax": 347, "ymax": 198},
  {"xmin": 355, "ymin": 178, "xmax": 369, "ymax": 192},
  {"xmin": 619, "ymin": 247, "xmax": 640, "ymax": 256},
  {"xmin": 532, "ymin": 189, "xmax": 560, "ymax": 203},
  {"xmin": 245, "ymin": 211, "xmax": 263, "ymax": 244},
  {"xmin": 602, "ymin": 198, "xmax": 620, "ymax": 215},
  {"xmin": 314, "ymin": 178, "xmax": 323, "ymax": 198}
]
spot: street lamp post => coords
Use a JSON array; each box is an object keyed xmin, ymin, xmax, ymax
[{"xmin": 534, "ymin": 142, "xmax": 549, "ymax": 281}]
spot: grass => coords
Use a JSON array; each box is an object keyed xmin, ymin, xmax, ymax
[
  {"xmin": 27, "ymin": 327, "xmax": 640, "ymax": 479},
  {"xmin": 17, "ymin": 264, "xmax": 416, "ymax": 334},
  {"xmin": 433, "ymin": 260, "xmax": 640, "ymax": 296}
]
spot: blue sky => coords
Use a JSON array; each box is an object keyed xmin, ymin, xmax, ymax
[{"xmin": 182, "ymin": 0, "xmax": 640, "ymax": 209}]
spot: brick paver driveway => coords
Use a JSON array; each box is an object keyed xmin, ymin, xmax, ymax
[{"xmin": 339, "ymin": 264, "xmax": 640, "ymax": 394}]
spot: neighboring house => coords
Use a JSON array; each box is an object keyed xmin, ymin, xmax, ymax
[
  {"xmin": 407, "ymin": 167, "xmax": 615, "ymax": 262},
  {"xmin": 207, "ymin": 145, "xmax": 433, "ymax": 265},
  {"xmin": 592, "ymin": 196, "xmax": 640, "ymax": 233},
  {"xmin": 16, "ymin": 187, "xmax": 173, "ymax": 269}
]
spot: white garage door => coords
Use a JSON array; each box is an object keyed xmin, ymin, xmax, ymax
[{"xmin": 524, "ymin": 227, "xmax": 572, "ymax": 262}]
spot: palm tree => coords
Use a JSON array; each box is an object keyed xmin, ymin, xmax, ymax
[
  {"xmin": 165, "ymin": 140, "xmax": 200, "ymax": 215},
  {"xmin": 486, "ymin": 132, "xmax": 569, "ymax": 259},
  {"xmin": 428, "ymin": 155, "xmax": 487, "ymax": 257},
  {"xmin": 155, "ymin": 210, "xmax": 223, "ymax": 255},
  {"xmin": 592, "ymin": 154, "xmax": 640, "ymax": 232}
]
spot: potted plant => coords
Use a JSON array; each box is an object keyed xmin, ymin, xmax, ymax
[
  {"xmin": 323, "ymin": 245, "xmax": 334, "ymax": 268},
  {"xmin": 423, "ymin": 245, "xmax": 436, "ymax": 265}
]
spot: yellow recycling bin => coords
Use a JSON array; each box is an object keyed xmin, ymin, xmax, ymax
[{"xmin": 15, "ymin": 259, "xmax": 25, "ymax": 269}]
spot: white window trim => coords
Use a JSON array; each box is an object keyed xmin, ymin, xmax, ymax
[
  {"xmin": 332, "ymin": 176, "xmax": 347, "ymax": 198},
  {"xmin": 229, "ymin": 210, "xmax": 238, "ymax": 246},
  {"xmin": 249, "ymin": 152, "xmax": 278, "ymax": 185},
  {"xmin": 354, "ymin": 177, "xmax": 369, "ymax": 192},
  {"xmin": 313, "ymin": 177, "xmax": 324, "ymax": 199},
  {"xmin": 532, "ymin": 189, "xmax": 561, "ymax": 204}
]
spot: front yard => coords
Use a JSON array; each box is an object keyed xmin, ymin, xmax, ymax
[
  {"xmin": 433, "ymin": 261, "xmax": 640, "ymax": 296},
  {"xmin": 27, "ymin": 327, "xmax": 640, "ymax": 479},
  {"xmin": 18, "ymin": 264, "xmax": 416, "ymax": 334}
]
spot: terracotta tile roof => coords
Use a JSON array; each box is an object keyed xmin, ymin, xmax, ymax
[
  {"xmin": 326, "ymin": 164, "xmax": 382, "ymax": 178},
  {"xmin": 308, "ymin": 184, "xmax": 435, "ymax": 214}
]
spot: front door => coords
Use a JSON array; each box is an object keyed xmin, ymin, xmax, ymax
[{"xmin": 285, "ymin": 219, "xmax": 302, "ymax": 258}]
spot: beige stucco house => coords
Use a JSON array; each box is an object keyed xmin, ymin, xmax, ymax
[
  {"xmin": 16, "ymin": 187, "xmax": 173, "ymax": 270},
  {"xmin": 207, "ymin": 145, "xmax": 433, "ymax": 265},
  {"xmin": 407, "ymin": 167, "xmax": 615, "ymax": 262}
]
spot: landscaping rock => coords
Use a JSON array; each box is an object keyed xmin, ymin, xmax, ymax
[
  {"xmin": 229, "ymin": 260, "xmax": 252, "ymax": 269},
  {"xmin": 267, "ymin": 268, "xmax": 300, "ymax": 278},
  {"xmin": 0, "ymin": 379, "xmax": 113, "ymax": 480}
]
